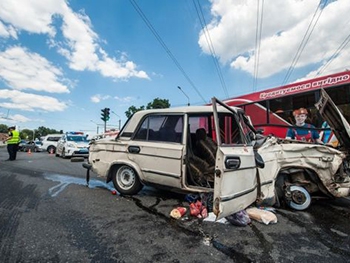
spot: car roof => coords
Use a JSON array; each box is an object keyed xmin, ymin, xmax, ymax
[
  {"xmin": 45, "ymin": 134, "xmax": 62, "ymax": 137},
  {"xmin": 121, "ymin": 105, "xmax": 239, "ymax": 135}
]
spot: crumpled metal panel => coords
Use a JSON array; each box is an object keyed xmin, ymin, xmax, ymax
[{"xmin": 258, "ymin": 137, "xmax": 349, "ymax": 198}]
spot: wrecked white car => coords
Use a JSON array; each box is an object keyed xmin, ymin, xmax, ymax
[{"xmin": 84, "ymin": 94, "xmax": 350, "ymax": 219}]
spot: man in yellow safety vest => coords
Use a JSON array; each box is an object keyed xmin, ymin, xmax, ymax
[{"xmin": 4, "ymin": 126, "xmax": 21, "ymax": 161}]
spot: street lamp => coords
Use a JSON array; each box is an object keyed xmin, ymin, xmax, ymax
[
  {"xmin": 111, "ymin": 111, "xmax": 121, "ymax": 130},
  {"xmin": 177, "ymin": 86, "xmax": 190, "ymax": 106}
]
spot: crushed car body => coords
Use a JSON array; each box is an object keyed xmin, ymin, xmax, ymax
[{"xmin": 85, "ymin": 94, "xmax": 350, "ymax": 219}]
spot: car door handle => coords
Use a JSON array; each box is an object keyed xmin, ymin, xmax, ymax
[
  {"xmin": 128, "ymin": 146, "xmax": 140, "ymax": 154},
  {"xmin": 225, "ymin": 157, "xmax": 241, "ymax": 170}
]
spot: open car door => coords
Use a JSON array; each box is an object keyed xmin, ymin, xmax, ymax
[
  {"xmin": 212, "ymin": 98, "xmax": 259, "ymax": 220},
  {"xmin": 315, "ymin": 88, "xmax": 350, "ymax": 152}
]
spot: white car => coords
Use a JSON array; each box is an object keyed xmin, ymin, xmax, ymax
[
  {"xmin": 85, "ymin": 95, "xmax": 350, "ymax": 220},
  {"xmin": 56, "ymin": 132, "xmax": 89, "ymax": 158},
  {"xmin": 39, "ymin": 134, "xmax": 62, "ymax": 153}
]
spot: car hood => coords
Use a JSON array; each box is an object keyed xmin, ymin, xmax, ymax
[{"xmin": 315, "ymin": 88, "xmax": 350, "ymax": 152}]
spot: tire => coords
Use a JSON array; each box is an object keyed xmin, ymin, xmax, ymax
[
  {"xmin": 47, "ymin": 146, "xmax": 56, "ymax": 154},
  {"xmin": 62, "ymin": 148, "xmax": 67, "ymax": 159},
  {"xmin": 112, "ymin": 165, "xmax": 143, "ymax": 195},
  {"xmin": 287, "ymin": 185, "xmax": 311, "ymax": 210}
]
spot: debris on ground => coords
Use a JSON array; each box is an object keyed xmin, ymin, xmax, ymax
[
  {"xmin": 225, "ymin": 209, "xmax": 251, "ymax": 226},
  {"xmin": 170, "ymin": 207, "xmax": 187, "ymax": 219},
  {"xmin": 246, "ymin": 207, "xmax": 277, "ymax": 225},
  {"xmin": 189, "ymin": 200, "xmax": 208, "ymax": 218},
  {"xmin": 203, "ymin": 212, "xmax": 228, "ymax": 224}
]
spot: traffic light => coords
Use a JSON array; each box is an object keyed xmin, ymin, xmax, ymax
[
  {"xmin": 105, "ymin": 108, "xmax": 110, "ymax": 121},
  {"xmin": 101, "ymin": 108, "xmax": 110, "ymax": 122}
]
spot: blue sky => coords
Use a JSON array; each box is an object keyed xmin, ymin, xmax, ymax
[{"xmin": 0, "ymin": 0, "xmax": 350, "ymax": 135}]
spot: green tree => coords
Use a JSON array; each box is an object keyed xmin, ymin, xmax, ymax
[
  {"xmin": 36, "ymin": 126, "xmax": 62, "ymax": 138},
  {"xmin": 20, "ymin": 129, "xmax": 34, "ymax": 140},
  {"xmin": 125, "ymin": 98, "xmax": 170, "ymax": 118},
  {"xmin": 146, "ymin": 98, "xmax": 170, "ymax": 109},
  {"xmin": 125, "ymin": 105, "xmax": 145, "ymax": 119},
  {"xmin": 0, "ymin": 124, "xmax": 8, "ymax": 133}
]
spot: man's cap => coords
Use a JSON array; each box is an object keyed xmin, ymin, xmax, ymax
[
  {"xmin": 8, "ymin": 126, "xmax": 15, "ymax": 130},
  {"xmin": 293, "ymin": 108, "xmax": 308, "ymax": 116}
]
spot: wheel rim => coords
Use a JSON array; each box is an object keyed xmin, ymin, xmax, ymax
[
  {"xmin": 117, "ymin": 166, "xmax": 136, "ymax": 190},
  {"xmin": 292, "ymin": 190, "xmax": 307, "ymax": 204},
  {"xmin": 288, "ymin": 185, "xmax": 311, "ymax": 210}
]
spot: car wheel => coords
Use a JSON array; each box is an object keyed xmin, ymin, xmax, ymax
[
  {"xmin": 47, "ymin": 146, "xmax": 56, "ymax": 154},
  {"xmin": 286, "ymin": 185, "xmax": 311, "ymax": 210},
  {"xmin": 62, "ymin": 148, "xmax": 67, "ymax": 159},
  {"xmin": 112, "ymin": 165, "xmax": 143, "ymax": 195}
]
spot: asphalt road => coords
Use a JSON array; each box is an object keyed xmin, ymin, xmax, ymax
[{"xmin": 1, "ymin": 146, "xmax": 350, "ymax": 263}]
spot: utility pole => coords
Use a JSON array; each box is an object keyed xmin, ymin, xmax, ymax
[
  {"xmin": 90, "ymin": 120, "xmax": 101, "ymax": 134},
  {"xmin": 111, "ymin": 111, "xmax": 121, "ymax": 130}
]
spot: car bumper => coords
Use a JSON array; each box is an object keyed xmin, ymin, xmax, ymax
[{"xmin": 65, "ymin": 148, "xmax": 89, "ymax": 157}]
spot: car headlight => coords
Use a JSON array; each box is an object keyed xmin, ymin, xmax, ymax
[{"xmin": 67, "ymin": 143, "xmax": 76, "ymax": 148}]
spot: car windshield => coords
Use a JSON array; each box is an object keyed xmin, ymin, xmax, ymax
[{"xmin": 67, "ymin": 136, "xmax": 88, "ymax": 142}]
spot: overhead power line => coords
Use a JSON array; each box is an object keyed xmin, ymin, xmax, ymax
[
  {"xmin": 316, "ymin": 32, "xmax": 350, "ymax": 76},
  {"xmin": 282, "ymin": 0, "xmax": 327, "ymax": 85},
  {"xmin": 193, "ymin": 0, "xmax": 229, "ymax": 98},
  {"xmin": 129, "ymin": 0, "xmax": 207, "ymax": 104},
  {"xmin": 253, "ymin": 0, "xmax": 265, "ymax": 92}
]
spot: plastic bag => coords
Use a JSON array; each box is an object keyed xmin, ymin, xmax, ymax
[
  {"xmin": 225, "ymin": 210, "xmax": 251, "ymax": 227},
  {"xmin": 246, "ymin": 207, "xmax": 277, "ymax": 225},
  {"xmin": 170, "ymin": 207, "xmax": 187, "ymax": 219}
]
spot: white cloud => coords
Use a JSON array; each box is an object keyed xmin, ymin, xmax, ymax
[
  {"xmin": 0, "ymin": 0, "xmax": 149, "ymax": 81},
  {"xmin": 0, "ymin": 113, "xmax": 31, "ymax": 123},
  {"xmin": 200, "ymin": 0, "xmax": 350, "ymax": 78},
  {"xmin": 114, "ymin": 96, "xmax": 134, "ymax": 103},
  {"xmin": 0, "ymin": 89, "xmax": 67, "ymax": 112},
  {"xmin": 0, "ymin": 0, "xmax": 60, "ymax": 37},
  {"xmin": 90, "ymin": 94, "xmax": 111, "ymax": 103},
  {"xmin": 0, "ymin": 20, "xmax": 17, "ymax": 38},
  {"xmin": 58, "ymin": 8, "xmax": 150, "ymax": 80},
  {"xmin": 9, "ymin": 114, "xmax": 31, "ymax": 123},
  {"xmin": 0, "ymin": 46, "xmax": 70, "ymax": 93}
]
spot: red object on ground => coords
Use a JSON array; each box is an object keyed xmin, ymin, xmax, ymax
[
  {"xmin": 189, "ymin": 203, "xmax": 201, "ymax": 217},
  {"xmin": 170, "ymin": 207, "xmax": 187, "ymax": 219},
  {"xmin": 111, "ymin": 190, "xmax": 117, "ymax": 195}
]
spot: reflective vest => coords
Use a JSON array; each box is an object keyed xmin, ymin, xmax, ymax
[{"xmin": 7, "ymin": 130, "xmax": 20, "ymax": 145}]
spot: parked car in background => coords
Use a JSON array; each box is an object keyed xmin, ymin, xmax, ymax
[
  {"xmin": 56, "ymin": 132, "xmax": 89, "ymax": 158},
  {"xmin": 85, "ymin": 96, "xmax": 350, "ymax": 220},
  {"xmin": 39, "ymin": 134, "xmax": 62, "ymax": 153},
  {"xmin": 18, "ymin": 140, "xmax": 27, "ymax": 151},
  {"xmin": 20, "ymin": 141, "xmax": 43, "ymax": 152}
]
